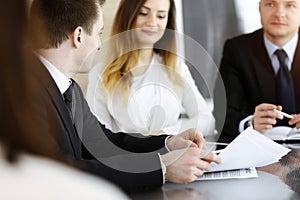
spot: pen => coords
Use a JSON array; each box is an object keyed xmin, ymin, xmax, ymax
[{"xmin": 273, "ymin": 109, "xmax": 294, "ymax": 119}]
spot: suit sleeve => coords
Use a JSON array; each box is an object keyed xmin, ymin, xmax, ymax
[
  {"xmin": 81, "ymin": 82, "xmax": 169, "ymax": 154},
  {"xmin": 78, "ymin": 156, "xmax": 164, "ymax": 191},
  {"xmin": 214, "ymin": 39, "xmax": 251, "ymax": 143},
  {"xmin": 76, "ymin": 83, "xmax": 168, "ymax": 190}
]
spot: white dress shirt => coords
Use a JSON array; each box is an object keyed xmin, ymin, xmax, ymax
[{"xmin": 36, "ymin": 53, "xmax": 71, "ymax": 94}]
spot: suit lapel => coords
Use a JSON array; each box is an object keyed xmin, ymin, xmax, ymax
[
  {"xmin": 72, "ymin": 82, "xmax": 84, "ymax": 139},
  {"xmin": 252, "ymin": 30, "xmax": 277, "ymax": 103},
  {"xmin": 37, "ymin": 61, "xmax": 81, "ymax": 158}
]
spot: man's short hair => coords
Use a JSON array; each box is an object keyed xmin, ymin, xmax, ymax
[{"xmin": 29, "ymin": 0, "xmax": 105, "ymax": 48}]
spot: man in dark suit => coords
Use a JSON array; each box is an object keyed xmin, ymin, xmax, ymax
[
  {"xmin": 28, "ymin": 0, "xmax": 221, "ymax": 191},
  {"xmin": 214, "ymin": 0, "xmax": 300, "ymax": 143}
]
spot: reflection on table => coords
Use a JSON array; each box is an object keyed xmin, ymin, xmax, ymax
[
  {"xmin": 259, "ymin": 149, "xmax": 300, "ymax": 194},
  {"xmin": 130, "ymin": 149, "xmax": 300, "ymax": 200}
]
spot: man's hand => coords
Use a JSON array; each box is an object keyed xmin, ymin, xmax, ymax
[
  {"xmin": 166, "ymin": 128, "xmax": 204, "ymax": 151},
  {"xmin": 253, "ymin": 103, "xmax": 283, "ymax": 133},
  {"xmin": 289, "ymin": 114, "xmax": 300, "ymax": 128},
  {"xmin": 161, "ymin": 148, "xmax": 221, "ymax": 184}
]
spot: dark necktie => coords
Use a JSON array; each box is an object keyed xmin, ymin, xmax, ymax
[
  {"xmin": 275, "ymin": 49, "xmax": 296, "ymax": 114},
  {"xmin": 63, "ymin": 82, "xmax": 75, "ymax": 123}
]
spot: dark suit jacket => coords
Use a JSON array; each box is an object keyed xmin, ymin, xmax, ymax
[
  {"xmin": 31, "ymin": 55, "xmax": 169, "ymax": 191},
  {"xmin": 214, "ymin": 29, "xmax": 300, "ymax": 144}
]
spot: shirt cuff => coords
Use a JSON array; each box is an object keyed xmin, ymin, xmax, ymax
[
  {"xmin": 164, "ymin": 136, "xmax": 172, "ymax": 152},
  {"xmin": 238, "ymin": 115, "xmax": 254, "ymax": 133},
  {"xmin": 158, "ymin": 153, "xmax": 167, "ymax": 184}
]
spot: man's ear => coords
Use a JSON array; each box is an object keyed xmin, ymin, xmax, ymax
[{"xmin": 73, "ymin": 26, "xmax": 83, "ymax": 48}]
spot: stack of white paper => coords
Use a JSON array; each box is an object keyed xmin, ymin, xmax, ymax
[{"xmin": 209, "ymin": 127, "xmax": 290, "ymax": 172}]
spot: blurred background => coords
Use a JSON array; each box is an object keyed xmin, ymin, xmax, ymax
[{"xmin": 74, "ymin": 0, "xmax": 261, "ymax": 105}]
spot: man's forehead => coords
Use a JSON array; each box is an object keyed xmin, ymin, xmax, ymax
[{"xmin": 260, "ymin": 0, "xmax": 300, "ymax": 2}]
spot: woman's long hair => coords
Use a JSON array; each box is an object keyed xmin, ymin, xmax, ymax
[{"xmin": 0, "ymin": 0, "xmax": 59, "ymax": 162}]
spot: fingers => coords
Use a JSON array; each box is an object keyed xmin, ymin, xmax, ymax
[
  {"xmin": 254, "ymin": 103, "xmax": 282, "ymax": 119},
  {"xmin": 185, "ymin": 128, "xmax": 204, "ymax": 148},
  {"xmin": 193, "ymin": 129, "xmax": 205, "ymax": 148},
  {"xmin": 289, "ymin": 114, "xmax": 300, "ymax": 124},
  {"xmin": 253, "ymin": 124, "xmax": 273, "ymax": 133},
  {"xmin": 188, "ymin": 151, "xmax": 221, "ymax": 181},
  {"xmin": 185, "ymin": 140, "xmax": 198, "ymax": 148},
  {"xmin": 192, "ymin": 167, "xmax": 205, "ymax": 177},
  {"xmin": 194, "ymin": 155, "xmax": 219, "ymax": 176},
  {"xmin": 253, "ymin": 103, "xmax": 283, "ymax": 133},
  {"xmin": 256, "ymin": 103, "xmax": 277, "ymax": 111},
  {"xmin": 200, "ymin": 150, "xmax": 222, "ymax": 164},
  {"xmin": 164, "ymin": 147, "xmax": 221, "ymax": 184},
  {"xmin": 276, "ymin": 105, "xmax": 283, "ymax": 111},
  {"xmin": 182, "ymin": 158, "xmax": 211, "ymax": 181},
  {"xmin": 167, "ymin": 129, "xmax": 205, "ymax": 151},
  {"xmin": 197, "ymin": 159, "xmax": 212, "ymax": 171},
  {"xmin": 289, "ymin": 114, "xmax": 300, "ymax": 128}
]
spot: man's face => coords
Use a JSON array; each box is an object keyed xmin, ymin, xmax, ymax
[
  {"xmin": 259, "ymin": 0, "xmax": 300, "ymax": 45},
  {"xmin": 77, "ymin": 7, "xmax": 104, "ymax": 73}
]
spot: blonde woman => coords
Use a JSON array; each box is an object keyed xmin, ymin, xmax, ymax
[{"xmin": 87, "ymin": 0, "xmax": 215, "ymax": 136}]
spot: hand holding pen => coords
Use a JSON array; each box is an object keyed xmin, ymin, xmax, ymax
[
  {"xmin": 253, "ymin": 103, "xmax": 299, "ymax": 133},
  {"xmin": 252, "ymin": 103, "xmax": 284, "ymax": 133}
]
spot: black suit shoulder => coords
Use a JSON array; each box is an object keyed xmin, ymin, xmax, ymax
[
  {"xmin": 223, "ymin": 29, "xmax": 263, "ymax": 55},
  {"xmin": 226, "ymin": 29, "xmax": 263, "ymax": 43}
]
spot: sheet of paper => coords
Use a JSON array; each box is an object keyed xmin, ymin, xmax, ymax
[
  {"xmin": 264, "ymin": 126, "xmax": 300, "ymax": 141},
  {"xmin": 198, "ymin": 167, "xmax": 257, "ymax": 181},
  {"xmin": 209, "ymin": 127, "xmax": 290, "ymax": 172}
]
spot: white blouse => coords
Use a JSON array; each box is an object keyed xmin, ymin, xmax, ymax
[
  {"xmin": 87, "ymin": 54, "xmax": 215, "ymax": 136},
  {"xmin": 0, "ymin": 148, "xmax": 128, "ymax": 200}
]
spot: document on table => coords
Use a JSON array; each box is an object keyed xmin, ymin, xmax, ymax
[
  {"xmin": 198, "ymin": 127, "xmax": 290, "ymax": 180},
  {"xmin": 197, "ymin": 167, "xmax": 257, "ymax": 181}
]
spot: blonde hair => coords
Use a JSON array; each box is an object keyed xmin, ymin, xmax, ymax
[{"xmin": 101, "ymin": 0, "xmax": 182, "ymax": 103}]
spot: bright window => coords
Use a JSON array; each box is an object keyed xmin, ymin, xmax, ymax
[{"xmin": 234, "ymin": 0, "xmax": 262, "ymax": 33}]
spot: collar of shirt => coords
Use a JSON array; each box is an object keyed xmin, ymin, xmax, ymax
[
  {"xmin": 35, "ymin": 53, "xmax": 72, "ymax": 94},
  {"xmin": 263, "ymin": 33, "xmax": 298, "ymax": 73}
]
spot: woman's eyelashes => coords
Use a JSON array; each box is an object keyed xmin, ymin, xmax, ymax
[{"xmin": 138, "ymin": 12, "xmax": 167, "ymax": 19}]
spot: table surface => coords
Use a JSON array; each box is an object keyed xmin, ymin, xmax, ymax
[{"xmin": 129, "ymin": 149, "xmax": 300, "ymax": 200}]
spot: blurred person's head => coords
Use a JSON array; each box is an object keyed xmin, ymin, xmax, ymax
[
  {"xmin": 259, "ymin": 0, "xmax": 300, "ymax": 46},
  {"xmin": 101, "ymin": 0, "xmax": 180, "ymax": 101},
  {"xmin": 29, "ymin": 0, "xmax": 105, "ymax": 76},
  {"xmin": 0, "ymin": 0, "xmax": 59, "ymax": 162}
]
